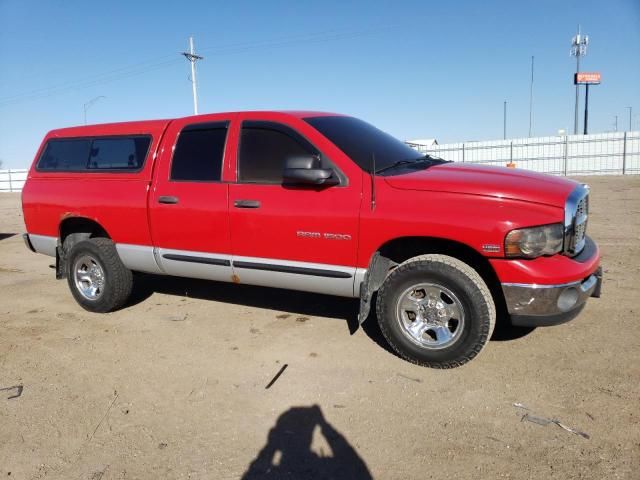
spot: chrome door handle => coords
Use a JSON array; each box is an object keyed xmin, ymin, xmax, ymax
[
  {"xmin": 234, "ymin": 199, "xmax": 261, "ymax": 209},
  {"xmin": 158, "ymin": 195, "xmax": 179, "ymax": 204}
]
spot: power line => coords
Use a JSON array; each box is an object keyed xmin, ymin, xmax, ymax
[{"xmin": 0, "ymin": 23, "xmax": 406, "ymax": 108}]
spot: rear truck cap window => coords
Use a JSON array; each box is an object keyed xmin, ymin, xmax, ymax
[{"xmin": 36, "ymin": 135, "xmax": 152, "ymax": 172}]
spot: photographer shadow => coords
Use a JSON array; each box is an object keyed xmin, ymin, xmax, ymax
[{"xmin": 242, "ymin": 405, "xmax": 371, "ymax": 480}]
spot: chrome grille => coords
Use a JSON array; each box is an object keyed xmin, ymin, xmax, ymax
[
  {"xmin": 564, "ymin": 185, "xmax": 589, "ymax": 256},
  {"xmin": 574, "ymin": 196, "xmax": 588, "ymax": 249}
]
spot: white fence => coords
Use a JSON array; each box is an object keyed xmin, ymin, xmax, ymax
[
  {"xmin": 409, "ymin": 131, "xmax": 640, "ymax": 176},
  {"xmin": 0, "ymin": 169, "xmax": 28, "ymax": 192},
  {"xmin": 3, "ymin": 131, "xmax": 639, "ymax": 192}
]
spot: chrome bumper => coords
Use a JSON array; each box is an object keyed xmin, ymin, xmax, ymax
[{"xmin": 502, "ymin": 267, "xmax": 602, "ymax": 327}]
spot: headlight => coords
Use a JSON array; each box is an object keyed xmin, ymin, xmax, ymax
[{"xmin": 505, "ymin": 224, "xmax": 564, "ymax": 258}]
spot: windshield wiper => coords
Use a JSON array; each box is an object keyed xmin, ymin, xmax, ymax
[{"xmin": 375, "ymin": 157, "xmax": 432, "ymax": 175}]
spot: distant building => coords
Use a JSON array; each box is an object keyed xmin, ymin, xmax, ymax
[{"xmin": 405, "ymin": 138, "xmax": 438, "ymax": 152}]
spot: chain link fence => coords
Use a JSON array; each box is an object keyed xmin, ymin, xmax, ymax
[
  {"xmin": 0, "ymin": 169, "xmax": 28, "ymax": 192},
  {"xmin": 408, "ymin": 131, "xmax": 640, "ymax": 176}
]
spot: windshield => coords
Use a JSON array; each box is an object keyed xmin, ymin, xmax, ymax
[{"xmin": 304, "ymin": 116, "xmax": 426, "ymax": 174}]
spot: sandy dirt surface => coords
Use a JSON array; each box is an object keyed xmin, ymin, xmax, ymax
[{"xmin": 0, "ymin": 175, "xmax": 639, "ymax": 479}]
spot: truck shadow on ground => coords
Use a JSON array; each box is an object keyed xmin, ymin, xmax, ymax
[
  {"xmin": 128, "ymin": 273, "xmax": 534, "ymax": 350},
  {"xmin": 241, "ymin": 404, "xmax": 372, "ymax": 480},
  {"xmin": 0, "ymin": 233, "xmax": 16, "ymax": 241}
]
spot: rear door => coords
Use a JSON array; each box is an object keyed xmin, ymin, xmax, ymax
[
  {"xmin": 228, "ymin": 114, "xmax": 363, "ymax": 297},
  {"xmin": 149, "ymin": 114, "xmax": 236, "ymax": 281}
]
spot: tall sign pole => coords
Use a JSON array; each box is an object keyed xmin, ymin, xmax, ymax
[
  {"xmin": 181, "ymin": 36, "xmax": 204, "ymax": 115},
  {"xmin": 570, "ymin": 26, "xmax": 589, "ymax": 134},
  {"xmin": 575, "ymin": 72, "xmax": 601, "ymax": 135}
]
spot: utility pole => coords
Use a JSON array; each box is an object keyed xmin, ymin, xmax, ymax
[
  {"xmin": 627, "ymin": 107, "xmax": 633, "ymax": 131},
  {"xmin": 528, "ymin": 56, "xmax": 534, "ymax": 137},
  {"xmin": 614, "ymin": 115, "xmax": 618, "ymax": 132},
  {"xmin": 83, "ymin": 96, "xmax": 106, "ymax": 125},
  {"xmin": 181, "ymin": 36, "xmax": 203, "ymax": 115},
  {"xmin": 570, "ymin": 25, "xmax": 589, "ymax": 134},
  {"xmin": 503, "ymin": 101, "xmax": 507, "ymax": 139}
]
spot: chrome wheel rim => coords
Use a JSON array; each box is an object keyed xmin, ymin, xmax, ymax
[
  {"xmin": 73, "ymin": 255, "xmax": 105, "ymax": 301},
  {"xmin": 395, "ymin": 283, "xmax": 465, "ymax": 350}
]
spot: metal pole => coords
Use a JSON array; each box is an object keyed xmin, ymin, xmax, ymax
[
  {"xmin": 182, "ymin": 36, "xmax": 203, "ymax": 115},
  {"xmin": 529, "ymin": 56, "xmax": 534, "ymax": 137},
  {"xmin": 461, "ymin": 143, "xmax": 465, "ymax": 163},
  {"xmin": 627, "ymin": 107, "xmax": 633, "ymax": 132},
  {"xmin": 583, "ymin": 84, "xmax": 589, "ymax": 135},
  {"xmin": 622, "ymin": 131, "xmax": 627, "ymax": 174},
  {"xmin": 572, "ymin": 25, "xmax": 583, "ymax": 135},
  {"xmin": 83, "ymin": 96, "xmax": 105, "ymax": 125},
  {"xmin": 8, "ymin": 169, "xmax": 12, "ymax": 192},
  {"xmin": 614, "ymin": 115, "xmax": 618, "ymax": 132},
  {"xmin": 190, "ymin": 36, "xmax": 198, "ymax": 115},
  {"xmin": 563, "ymin": 136, "xmax": 569, "ymax": 176},
  {"xmin": 574, "ymin": 54, "xmax": 580, "ymax": 134},
  {"xmin": 503, "ymin": 101, "xmax": 507, "ymax": 140}
]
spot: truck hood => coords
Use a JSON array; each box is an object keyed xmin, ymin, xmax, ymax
[{"xmin": 383, "ymin": 163, "xmax": 577, "ymax": 207}]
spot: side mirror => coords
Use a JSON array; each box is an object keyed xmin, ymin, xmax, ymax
[{"xmin": 283, "ymin": 155, "xmax": 339, "ymax": 186}]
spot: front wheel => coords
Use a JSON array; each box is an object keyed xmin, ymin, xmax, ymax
[
  {"xmin": 66, "ymin": 238, "xmax": 133, "ymax": 313},
  {"xmin": 376, "ymin": 254, "xmax": 495, "ymax": 368}
]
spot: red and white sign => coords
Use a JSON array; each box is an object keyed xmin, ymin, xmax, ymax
[{"xmin": 575, "ymin": 72, "xmax": 601, "ymax": 85}]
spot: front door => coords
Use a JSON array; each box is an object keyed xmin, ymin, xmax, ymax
[
  {"xmin": 228, "ymin": 117, "xmax": 362, "ymax": 297},
  {"xmin": 149, "ymin": 114, "xmax": 235, "ymax": 282}
]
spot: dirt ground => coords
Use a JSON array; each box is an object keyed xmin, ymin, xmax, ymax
[{"xmin": 0, "ymin": 175, "xmax": 639, "ymax": 479}]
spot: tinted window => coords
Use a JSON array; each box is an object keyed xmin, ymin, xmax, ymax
[
  {"xmin": 37, "ymin": 136, "xmax": 151, "ymax": 172},
  {"xmin": 239, "ymin": 122, "xmax": 317, "ymax": 184},
  {"xmin": 88, "ymin": 137, "xmax": 150, "ymax": 170},
  {"xmin": 171, "ymin": 123, "xmax": 228, "ymax": 182},
  {"xmin": 304, "ymin": 116, "xmax": 423, "ymax": 173},
  {"xmin": 37, "ymin": 139, "xmax": 91, "ymax": 171}
]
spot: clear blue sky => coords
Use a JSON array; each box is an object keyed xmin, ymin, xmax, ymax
[{"xmin": 1, "ymin": 0, "xmax": 639, "ymax": 168}]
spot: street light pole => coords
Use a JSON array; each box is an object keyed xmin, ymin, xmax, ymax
[
  {"xmin": 528, "ymin": 55, "xmax": 534, "ymax": 137},
  {"xmin": 503, "ymin": 101, "xmax": 507, "ymax": 140},
  {"xmin": 83, "ymin": 96, "xmax": 106, "ymax": 125}
]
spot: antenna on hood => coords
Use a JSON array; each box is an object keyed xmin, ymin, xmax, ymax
[{"xmin": 370, "ymin": 153, "xmax": 376, "ymax": 211}]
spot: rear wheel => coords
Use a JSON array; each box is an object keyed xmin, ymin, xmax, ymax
[
  {"xmin": 376, "ymin": 254, "xmax": 495, "ymax": 368},
  {"xmin": 66, "ymin": 238, "xmax": 133, "ymax": 312}
]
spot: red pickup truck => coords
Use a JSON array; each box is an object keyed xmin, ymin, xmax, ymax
[{"xmin": 21, "ymin": 111, "xmax": 602, "ymax": 368}]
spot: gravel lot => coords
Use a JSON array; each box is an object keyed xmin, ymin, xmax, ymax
[{"xmin": 1, "ymin": 175, "xmax": 639, "ymax": 479}]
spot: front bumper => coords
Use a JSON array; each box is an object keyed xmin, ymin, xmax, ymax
[{"xmin": 502, "ymin": 266, "xmax": 602, "ymax": 327}]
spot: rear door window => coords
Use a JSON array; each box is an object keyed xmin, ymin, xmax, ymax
[{"xmin": 170, "ymin": 122, "xmax": 228, "ymax": 182}]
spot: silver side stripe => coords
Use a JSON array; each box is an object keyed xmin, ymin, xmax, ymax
[
  {"xmin": 116, "ymin": 243, "xmax": 163, "ymax": 274},
  {"xmin": 28, "ymin": 234, "xmax": 57, "ymax": 257},
  {"xmin": 157, "ymin": 247, "xmax": 232, "ymax": 283},
  {"xmin": 28, "ymin": 237, "xmax": 367, "ymax": 298}
]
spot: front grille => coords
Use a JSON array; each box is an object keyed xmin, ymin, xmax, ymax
[
  {"xmin": 564, "ymin": 185, "xmax": 589, "ymax": 256},
  {"xmin": 574, "ymin": 196, "xmax": 588, "ymax": 250}
]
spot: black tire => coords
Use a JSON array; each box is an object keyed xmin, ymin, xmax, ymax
[
  {"xmin": 376, "ymin": 254, "xmax": 495, "ymax": 368},
  {"xmin": 66, "ymin": 238, "xmax": 133, "ymax": 313}
]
